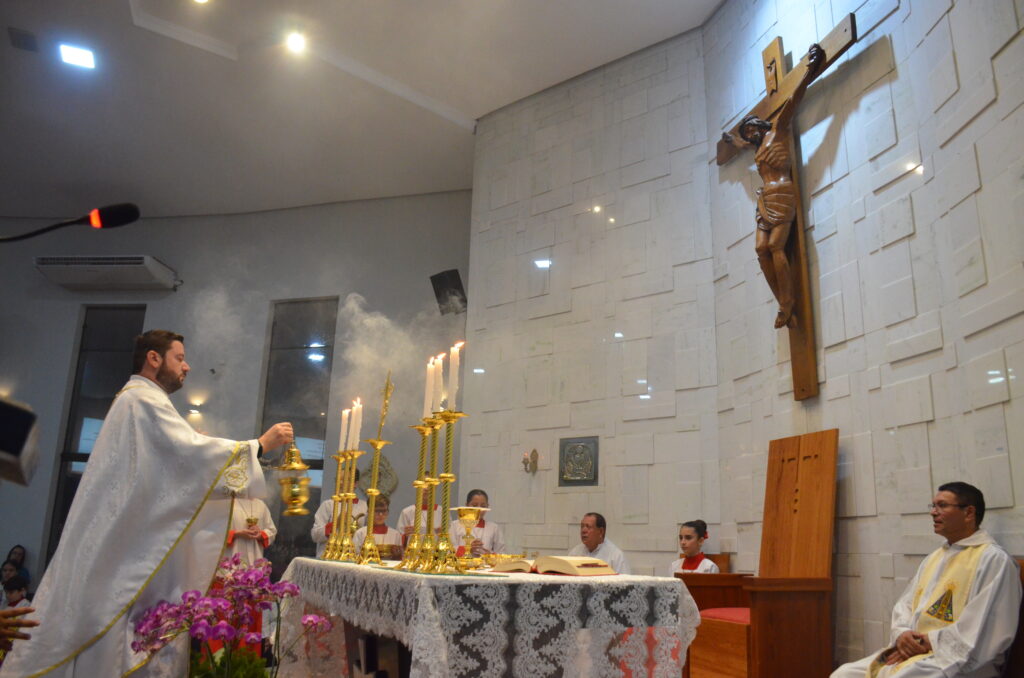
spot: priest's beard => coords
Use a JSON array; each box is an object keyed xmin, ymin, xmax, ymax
[{"xmin": 156, "ymin": 363, "xmax": 184, "ymax": 394}]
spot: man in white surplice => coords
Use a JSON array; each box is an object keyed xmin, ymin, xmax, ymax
[
  {"xmin": 0, "ymin": 330, "xmax": 293, "ymax": 678},
  {"xmin": 830, "ymin": 482, "xmax": 1021, "ymax": 678}
]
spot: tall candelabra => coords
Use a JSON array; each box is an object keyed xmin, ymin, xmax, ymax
[
  {"xmin": 322, "ymin": 448, "xmax": 363, "ymax": 562},
  {"xmin": 358, "ymin": 372, "xmax": 395, "ymax": 566},
  {"xmin": 395, "ymin": 422, "xmax": 431, "ymax": 570},
  {"xmin": 412, "ymin": 414, "xmax": 444, "ymax": 570},
  {"xmin": 425, "ymin": 409, "xmax": 467, "ymax": 573}
]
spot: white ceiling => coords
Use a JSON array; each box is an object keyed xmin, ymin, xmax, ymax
[{"xmin": 1, "ymin": 0, "xmax": 721, "ymax": 219}]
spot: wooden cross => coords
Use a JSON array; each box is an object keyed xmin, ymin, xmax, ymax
[{"xmin": 717, "ymin": 14, "xmax": 857, "ymax": 401}]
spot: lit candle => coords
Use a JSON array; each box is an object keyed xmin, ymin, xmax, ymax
[
  {"xmin": 339, "ymin": 408, "xmax": 351, "ymax": 450},
  {"xmin": 349, "ymin": 398, "xmax": 363, "ymax": 449},
  {"xmin": 423, "ymin": 357, "xmax": 435, "ymax": 419},
  {"xmin": 433, "ymin": 353, "xmax": 445, "ymax": 412},
  {"xmin": 449, "ymin": 341, "xmax": 464, "ymax": 411}
]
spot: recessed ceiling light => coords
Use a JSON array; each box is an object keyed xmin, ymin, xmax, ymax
[
  {"xmin": 59, "ymin": 44, "xmax": 95, "ymax": 69},
  {"xmin": 473, "ymin": 368, "xmax": 485, "ymax": 374},
  {"xmin": 534, "ymin": 259, "xmax": 552, "ymax": 269},
  {"xmin": 592, "ymin": 205, "xmax": 602, "ymax": 213},
  {"xmin": 194, "ymin": 0, "xmax": 209, "ymax": 4},
  {"xmin": 286, "ymin": 32, "xmax": 307, "ymax": 54},
  {"xmin": 608, "ymin": 217, "xmax": 616, "ymax": 224},
  {"xmin": 307, "ymin": 352, "xmax": 325, "ymax": 362}
]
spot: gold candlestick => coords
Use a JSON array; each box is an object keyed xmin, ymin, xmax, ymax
[
  {"xmin": 321, "ymin": 451, "xmax": 347, "ymax": 560},
  {"xmin": 426, "ymin": 409, "xmax": 466, "ymax": 573},
  {"xmin": 396, "ymin": 423, "xmax": 431, "ymax": 570},
  {"xmin": 358, "ymin": 372, "xmax": 394, "ymax": 566},
  {"xmin": 414, "ymin": 415, "xmax": 443, "ymax": 570},
  {"xmin": 323, "ymin": 449, "xmax": 364, "ymax": 561}
]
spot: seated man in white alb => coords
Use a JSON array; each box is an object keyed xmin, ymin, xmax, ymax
[
  {"xmin": 831, "ymin": 482, "xmax": 1021, "ymax": 678},
  {"xmin": 397, "ymin": 498, "xmax": 444, "ymax": 544},
  {"xmin": 310, "ymin": 468, "xmax": 367, "ymax": 558},
  {"xmin": 449, "ymin": 489, "xmax": 506, "ymax": 556},
  {"xmin": 568, "ymin": 512, "xmax": 630, "ymax": 574}
]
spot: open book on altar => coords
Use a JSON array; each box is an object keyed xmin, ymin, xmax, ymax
[{"xmin": 490, "ymin": 555, "xmax": 617, "ymax": 576}]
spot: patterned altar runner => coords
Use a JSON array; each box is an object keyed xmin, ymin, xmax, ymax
[{"xmin": 278, "ymin": 557, "xmax": 699, "ymax": 678}]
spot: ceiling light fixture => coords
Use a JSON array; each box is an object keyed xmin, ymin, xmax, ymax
[
  {"xmin": 59, "ymin": 44, "xmax": 95, "ymax": 69},
  {"xmin": 286, "ymin": 32, "xmax": 307, "ymax": 54},
  {"xmin": 534, "ymin": 259, "xmax": 552, "ymax": 269}
]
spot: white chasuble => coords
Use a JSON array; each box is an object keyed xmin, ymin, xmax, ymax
[{"xmin": 0, "ymin": 375, "xmax": 266, "ymax": 678}]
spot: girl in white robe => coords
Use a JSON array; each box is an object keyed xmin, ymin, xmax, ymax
[{"xmin": 669, "ymin": 520, "xmax": 720, "ymax": 576}]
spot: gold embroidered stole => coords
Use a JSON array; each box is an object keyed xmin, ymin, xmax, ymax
[{"xmin": 868, "ymin": 542, "xmax": 989, "ymax": 676}]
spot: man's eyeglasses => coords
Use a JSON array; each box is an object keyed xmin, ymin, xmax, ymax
[{"xmin": 927, "ymin": 502, "xmax": 967, "ymax": 511}]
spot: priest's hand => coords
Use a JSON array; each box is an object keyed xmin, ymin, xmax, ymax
[
  {"xmin": 470, "ymin": 539, "xmax": 485, "ymax": 556},
  {"xmin": 259, "ymin": 422, "xmax": 293, "ymax": 452},
  {"xmin": 886, "ymin": 631, "xmax": 931, "ymax": 664},
  {"xmin": 0, "ymin": 607, "xmax": 39, "ymax": 640}
]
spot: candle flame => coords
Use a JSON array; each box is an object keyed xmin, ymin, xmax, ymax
[
  {"xmin": 343, "ymin": 408, "xmax": 351, "ymax": 415},
  {"xmin": 354, "ymin": 397, "xmax": 361, "ymax": 406},
  {"xmin": 454, "ymin": 341, "xmax": 465, "ymax": 349},
  {"xmin": 436, "ymin": 353, "xmax": 446, "ymax": 360},
  {"xmin": 428, "ymin": 357, "xmax": 434, "ymax": 366}
]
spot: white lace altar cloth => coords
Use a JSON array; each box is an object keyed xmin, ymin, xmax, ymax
[{"xmin": 278, "ymin": 557, "xmax": 699, "ymax": 678}]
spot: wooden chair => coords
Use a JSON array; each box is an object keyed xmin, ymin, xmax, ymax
[
  {"xmin": 680, "ymin": 429, "xmax": 839, "ymax": 678},
  {"xmin": 706, "ymin": 552, "xmax": 731, "ymax": 573},
  {"xmin": 1002, "ymin": 558, "xmax": 1024, "ymax": 678}
]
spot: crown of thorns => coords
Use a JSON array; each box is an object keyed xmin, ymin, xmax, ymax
[{"xmin": 738, "ymin": 114, "xmax": 771, "ymax": 142}]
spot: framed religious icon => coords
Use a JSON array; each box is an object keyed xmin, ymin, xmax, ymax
[{"xmin": 559, "ymin": 436, "xmax": 598, "ymax": 486}]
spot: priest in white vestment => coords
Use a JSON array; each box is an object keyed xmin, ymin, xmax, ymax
[
  {"xmin": 831, "ymin": 482, "xmax": 1021, "ymax": 678},
  {"xmin": 0, "ymin": 330, "xmax": 293, "ymax": 678},
  {"xmin": 568, "ymin": 512, "xmax": 631, "ymax": 575}
]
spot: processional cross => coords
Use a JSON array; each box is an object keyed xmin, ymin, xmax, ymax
[{"xmin": 717, "ymin": 14, "xmax": 857, "ymax": 401}]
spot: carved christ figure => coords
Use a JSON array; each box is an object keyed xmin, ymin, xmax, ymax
[{"xmin": 728, "ymin": 43, "xmax": 825, "ymax": 329}]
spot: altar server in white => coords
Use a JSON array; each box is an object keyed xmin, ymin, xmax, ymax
[
  {"xmin": 0, "ymin": 330, "xmax": 293, "ymax": 678},
  {"xmin": 569, "ymin": 512, "xmax": 631, "ymax": 574},
  {"xmin": 353, "ymin": 495, "xmax": 403, "ymax": 560},
  {"xmin": 225, "ymin": 495, "xmax": 277, "ymax": 565},
  {"xmin": 449, "ymin": 489, "xmax": 506, "ymax": 556},
  {"xmin": 669, "ymin": 520, "xmax": 719, "ymax": 576},
  {"xmin": 831, "ymin": 482, "xmax": 1021, "ymax": 678}
]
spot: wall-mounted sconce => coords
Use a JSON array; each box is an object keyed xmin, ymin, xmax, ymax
[{"xmin": 522, "ymin": 448, "xmax": 538, "ymax": 474}]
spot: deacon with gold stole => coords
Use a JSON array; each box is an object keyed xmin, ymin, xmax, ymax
[
  {"xmin": 1, "ymin": 330, "xmax": 293, "ymax": 678},
  {"xmin": 831, "ymin": 482, "xmax": 1020, "ymax": 678}
]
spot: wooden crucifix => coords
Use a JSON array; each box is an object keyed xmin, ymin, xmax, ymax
[{"xmin": 717, "ymin": 14, "xmax": 857, "ymax": 401}]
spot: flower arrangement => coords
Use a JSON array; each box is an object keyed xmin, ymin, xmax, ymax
[{"xmin": 132, "ymin": 554, "xmax": 331, "ymax": 677}]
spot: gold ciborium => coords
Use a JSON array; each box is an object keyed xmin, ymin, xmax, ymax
[
  {"xmin": 453, "ymin": 506, "xmax": 488, "ymax": 564},
  {"xmin": 245, "ymin": 517, "xmax": 259, "ymax": 528},
  {"xmin": 276, "ymin": 441, "xmax": 311, "ymax": 516}
]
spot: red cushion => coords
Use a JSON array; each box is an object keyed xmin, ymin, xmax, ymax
[{"xmin": 700, "ymin": 607, "xmax": 751, "ymax": 624}]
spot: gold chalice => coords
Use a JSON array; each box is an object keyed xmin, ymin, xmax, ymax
[
  {"xmin": 245, "ymin": 517, "xmax": 259, "ymax": 528},
  {"xmin": 453, "ymin": 506, "xmax": 488, "ymax": 562}
]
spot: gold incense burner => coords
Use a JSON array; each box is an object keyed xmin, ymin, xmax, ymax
[{"xmin": 276, "ymin": 441, "xmax": 311, "ymax": 516}]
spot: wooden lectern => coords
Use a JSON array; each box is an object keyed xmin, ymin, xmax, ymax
[{"xmin": 680, "ymin": 429, "xmax": 839, "ymax": 678}]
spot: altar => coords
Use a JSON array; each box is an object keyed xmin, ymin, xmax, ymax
[{"xmin": 278, "ymin": 557, "xmax": 700, "ymax": 678}]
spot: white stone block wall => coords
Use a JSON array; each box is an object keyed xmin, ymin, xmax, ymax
[{"xmin": 464, "ymin": 0, "xmax": 1024, "ymax": 664}]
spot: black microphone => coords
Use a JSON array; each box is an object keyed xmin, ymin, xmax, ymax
[
  {"xmin": 0, "ymin": 202, "xmax": 141, "ymax": 243},
  {"xmin": 88, "ymin": 203, "xmax": 140, "ymax": 229}
]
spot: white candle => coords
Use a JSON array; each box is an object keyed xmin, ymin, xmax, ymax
[
  {"xmin": 449, "ymin": 341, "xmax": 464, "ymax": 411},
  {"xmin": 349, "ymin": 399, "xmax": 363, "ymax": 449},
  {"xmin": 433, "ymin": 353, "xmax": 445, "ymax": 411},
  {"xmin": 423, "ymin": 357, "xmax": 435, "ymax": 419},
  {"xmin": 339, "ymin": 408, "xmax": 351, "ymax": 450}
]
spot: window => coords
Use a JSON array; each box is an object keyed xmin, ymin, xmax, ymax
[
  {"xmin": 47, "ymin": 306, "xmax": 146, "ymax": 563},
  {"xmin": 260, "ymin": 298, "xmax": 338, "ymax": 577}
]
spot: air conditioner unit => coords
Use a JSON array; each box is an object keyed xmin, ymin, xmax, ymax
[{"xmin": 34, "ymin": 255, "xmax": 179, "ymax": 290}]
